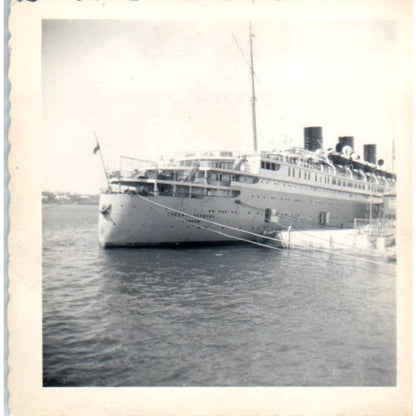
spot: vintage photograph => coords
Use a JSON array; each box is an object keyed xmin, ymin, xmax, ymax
[
  {"xmin": 42, "ymin": 18, "xmax": 398, "ymax": 388},
  {"xmin": 7, "ymin": 0, "xmax": 413, "ymax": 414}
]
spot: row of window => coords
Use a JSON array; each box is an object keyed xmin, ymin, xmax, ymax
[
  {"xmin": 250, "ymin": 193, "xmax": 348, "ymax": 204},
  {"xmin": 179, "ymin": 160, "xmax": 233, "ymax": 169},
  {"xmin": 251, "ymin": 183, "xmax": 367, "ymax": 198},
  {"xmin": 260, "ymin": 161, "xmax": 281, "ymax": 171},
  {"xmin": 258, "ymin": 166, "xmax": 376, "ymax": 193},
  {"xmin": 168, "ymin": 212, "xmax": 208, "ymax": 221},
  {"xmin": 286, "ymin": 166, "xmax": 371, "ymax": 190}
]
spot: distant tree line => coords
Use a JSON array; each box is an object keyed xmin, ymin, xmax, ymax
[{"xmin": 42, "ymin": 191, "xmax": 99, "ymax": 205}]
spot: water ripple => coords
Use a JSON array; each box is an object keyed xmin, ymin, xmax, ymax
[{"xmin": 43, "ymin": 205, "xmax": 396, "ymax": 387}]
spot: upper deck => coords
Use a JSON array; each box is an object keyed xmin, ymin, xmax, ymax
[{"xmin": 106, "ymin": 149, "xmax": 395, "ymax": 198}]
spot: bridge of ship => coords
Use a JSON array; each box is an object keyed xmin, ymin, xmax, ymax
[{"xmin": 107, "ymin": 152, "xmax": 253, "ymax": 198}]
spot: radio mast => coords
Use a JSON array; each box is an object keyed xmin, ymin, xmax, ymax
[{"xmin": 249, "ymin": 22, "xmax": 258, "ymax": 154}]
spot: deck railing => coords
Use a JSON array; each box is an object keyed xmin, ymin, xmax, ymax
[{"xmin": 354, "ymin": 218, "xmax": 395, "ymax": 236}]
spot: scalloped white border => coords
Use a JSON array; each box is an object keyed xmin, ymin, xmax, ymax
[{"xmin": 7, "ymin": 1, "xmax": 413, "ymax": 415}]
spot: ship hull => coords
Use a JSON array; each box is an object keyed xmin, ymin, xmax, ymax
[
  {"xmin": 98, "ymin": 189, "xmax": 372, "ymax": 247},
  {"xmin": 99, "ymin": 193, "xmax": 271, "ymax": 247}
]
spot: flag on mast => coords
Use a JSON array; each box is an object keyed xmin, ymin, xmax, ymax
[{"xmin": 92, "ymin": 130, "xmax": 110, "ymax": 189}]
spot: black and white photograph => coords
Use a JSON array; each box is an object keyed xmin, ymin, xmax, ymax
[
  {"xmin": 8, "ymin": 0, "xmax": 413, "ymax": 414},
  {"xmin": 42, "ymin": 17, "xmax": 399, "ymax": 386}
]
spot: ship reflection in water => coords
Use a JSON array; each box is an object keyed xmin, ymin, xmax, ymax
[{"xmin": 43, "ymin": 204, "xmax": 395, "ymax": 387}]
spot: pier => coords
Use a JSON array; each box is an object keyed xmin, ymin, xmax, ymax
[{"xmin": 279, "ymin": 225, "xmax": 395, "ymax": 261}]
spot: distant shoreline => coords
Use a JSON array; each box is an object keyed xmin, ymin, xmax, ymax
[{"xmin": 42, "ymin": 191, "xmax": 99, "ymax": 205}]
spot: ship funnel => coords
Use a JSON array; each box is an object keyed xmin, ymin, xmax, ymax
[
  {"xmin": 304, "ymin": 127, "xmax": 323, "ymax": 151},
  {"xmin": 363, "ymin": 144, "xmax": 377, "ymax": 164},
  {"xmin": 338, "ymin": 136, "xmax": 354, "ymax": 151}
]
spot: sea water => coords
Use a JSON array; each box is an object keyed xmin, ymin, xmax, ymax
[{"xmin": 43, "ymin": 204, "xmax": 395, "ymax": 386}]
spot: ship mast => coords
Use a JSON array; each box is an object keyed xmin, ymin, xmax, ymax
[{"xmin": 249, "ymin": 22, "xmax": 258, "ymax": 154}]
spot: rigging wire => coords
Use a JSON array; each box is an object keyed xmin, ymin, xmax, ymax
[
  {"xmin": 231, "ymin": 32, "xmax": 286, "ymax": 149},
  {"xmin": 231, "ymin": 34, "xmax": 251, "ymax": 68},
  {"xmin": 232, "ymin": 30, "xmax": 301, "ymax": 150},
  {"xmin": 231, "ymin": 34, "xmax": 262, "ymax": 86}
]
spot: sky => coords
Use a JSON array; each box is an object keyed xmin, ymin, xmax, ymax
[{"xmin": 42, "ymin": 18, "xmax": 401, "ymax": 194}]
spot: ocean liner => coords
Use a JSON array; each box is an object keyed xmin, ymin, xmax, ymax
[{"xmin": 98, "ymin": 26, "xmax": 396, "ymax": 248}]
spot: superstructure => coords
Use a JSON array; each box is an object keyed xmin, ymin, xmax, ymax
[{"xmin": 97, "ymin": 24, "xmax": 395, "ymax": 247}]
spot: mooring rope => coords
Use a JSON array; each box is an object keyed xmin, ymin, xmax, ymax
[
  {"xmin": 231, "ymin": 199, "xmax": 394, "ymax": 255},
  {"xmin": 131, "ymin": 194, "xmax": 395, "ymax": 274},
  {"xmin": 142, "ymin": 198, "xmax": 395, "ymax": 277}
]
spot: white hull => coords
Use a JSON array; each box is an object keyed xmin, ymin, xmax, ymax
[
  {"xmin": 98, "ymin": 187, "xmax": 371, "ymax": 247},
  {"xmin": 99, "ymin": 193, "xmax": 266, "ymax": 247}
]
